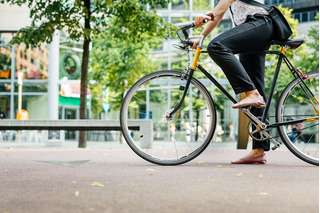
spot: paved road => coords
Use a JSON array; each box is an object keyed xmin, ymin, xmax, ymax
[{"xmin": 0, "ymin": 148, "xmax": 318, "ymax": 213}]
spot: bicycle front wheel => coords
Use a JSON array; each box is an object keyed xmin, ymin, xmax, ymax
[
  {"xmin": 120, "ymin": 70, "xmax": 216, "ymax": 165},
  {"xmin": 276, "ymin": 70, "xmax": 319, "ymax": 165}
]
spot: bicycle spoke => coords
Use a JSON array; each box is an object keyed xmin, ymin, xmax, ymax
[
  {"xmin": 120, "ymin": 71, "xmax": 216, "ymax": 165},
  {"xmin": 276, "ymin": 70, "xmax": 319, "ymax": 165},
  {"xmin": 131, "ymin": 94, "xmax": 169, "ymax": 117}
]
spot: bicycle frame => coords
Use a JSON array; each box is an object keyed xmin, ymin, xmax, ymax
[{"xmin": 169, "ymin": 43, "xmax": 319, "ymax": 134}]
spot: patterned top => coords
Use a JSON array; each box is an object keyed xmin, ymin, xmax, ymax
[{"xmin": 230, "ymin": 0, "xmax": 268, "ymax": 26}]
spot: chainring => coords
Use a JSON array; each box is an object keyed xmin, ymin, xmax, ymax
[{"xmin": 248, "ymin": 120, "xmax": 271, "ymax": 141}]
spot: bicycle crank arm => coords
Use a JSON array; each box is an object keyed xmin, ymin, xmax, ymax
[
  {"xmin": 260, "ymin": 130, "xmax": 281, "ymax": 150},
  {"xmin": 241, "ymin": 107, "xmax": 281, "ymax": 150},
  {"xmin": 241, "ymin": 107, "xmax": 267, "ymax": 129}
]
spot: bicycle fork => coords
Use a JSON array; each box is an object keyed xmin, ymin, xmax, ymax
[{"xmin": 168, "ymin": 46, "xmax": 203, "ymax": 118}]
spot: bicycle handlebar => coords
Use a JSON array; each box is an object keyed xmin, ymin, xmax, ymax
[
  {"xmin": 180, "ymin": 19, "xmax": 208, "ymax": 31},
  {"xmin": 174, "ymin": 19, "xmax": 208, "ymax": 50}
]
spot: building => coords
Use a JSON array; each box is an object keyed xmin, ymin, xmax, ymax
[
  {"xmin": 153, "ymin": 0, "xmax": 319, "ymax": 141},
  {"xmin": 0, "ymin": 0, "xmax": 318, "ymax": 143}
]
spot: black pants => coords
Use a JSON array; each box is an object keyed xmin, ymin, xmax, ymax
[{"xmin": 207, "ymin": 14, "xmax": 274, "ymax": 151}]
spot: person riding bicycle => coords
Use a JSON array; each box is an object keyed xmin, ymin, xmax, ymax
[{"xmin": 192, "ymin": 0, "xmax": 275, "ymax": 164}]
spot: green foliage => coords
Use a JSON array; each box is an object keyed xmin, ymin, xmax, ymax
[
  {"xmin": 265, "ymin": 7, "xmax": 319, "ymax": 102},
  {"xmin": 1, "ymin": 0, "xmax": 176, "ymax": 146},
  {"xmin": 294, "ymin": 13, "xmax": 319, "ymax": 72},
  {"xmin": 89, "ymin": 17, "xmax": 160, "ymax": 112},
  {"xmin": 1, "ymin": 0, "xmax": 175, "ymax": 48},
  {"xmin": 193, "ymin": 0, "xmax": 210, "ymax": 10}
]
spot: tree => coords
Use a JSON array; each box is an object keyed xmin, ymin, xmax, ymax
[
  {"xmin": 89, "ymin": 17, "xmax": 161, "ymax": 115},
  {"xmin": 293, "ymin": 13, "xmax": 319, "ymax": 72},
  {"xmin": 265, "ymin": 7, "xmax": 319, "ymax": 103},
  {"xmin": 1, "ymin": 0, "xmax": 174, "ymax": 148}
]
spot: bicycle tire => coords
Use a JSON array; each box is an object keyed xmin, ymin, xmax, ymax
[
  {"xmin": 276, "ymin": 70, "xmax": 319, "ymax": 166},
  {"xmin": 120, "ymin": 70, "xmax": 216, "ymax": 165}
]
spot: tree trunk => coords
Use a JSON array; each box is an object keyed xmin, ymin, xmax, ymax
[{"xmin": 78, "ymin": 0, "xmax": 91, "ymax": 148}]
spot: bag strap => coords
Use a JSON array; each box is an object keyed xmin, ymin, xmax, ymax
[{"xmin": 238, "ymin": 0, "xmax": 271, "ymax": 11}]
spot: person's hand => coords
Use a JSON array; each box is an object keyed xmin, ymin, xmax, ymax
[
  {"xmin": 191, "ymin": 38, "xmax": 201, "ymax": 50},
  {"xmin": 194, "ymin": 15, "xmax": 211, "ymax": 29}
]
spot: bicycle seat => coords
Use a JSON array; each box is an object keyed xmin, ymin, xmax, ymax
[{"xmin": 270, "ymin": 37, "xmax": 306, "ymax": 50}]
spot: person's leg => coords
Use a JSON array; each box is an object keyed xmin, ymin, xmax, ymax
[
  {"xmin": 206, "ymin": 15, "xmax": 273, "ymax": 163},
  {"xmin": 240, "ymin": 53, "xmax": 270, "ymax": 152},
  {"xmin": 207, "ymin": 15, "xmax": 273, "ymax": 92},
  {"xmin": 231, "ymin": 54, "xmax": 270, "ymax": 163}
]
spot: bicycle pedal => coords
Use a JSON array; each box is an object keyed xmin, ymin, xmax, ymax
[
  {"xmin": 179, "ymin": 86, "xmax": 185, "ymax": 91},
  {"xmin": 271, "ymin": 142, "xmax": 281, "ymax": 150}
]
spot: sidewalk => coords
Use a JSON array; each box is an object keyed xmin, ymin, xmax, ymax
[
  {"xmin": 0, "ymin": 140, "xmax": 241, "ymax": 150},
  {"xmin": 0, "ymin": 147, "xmax": 318, "ymax": 213}
]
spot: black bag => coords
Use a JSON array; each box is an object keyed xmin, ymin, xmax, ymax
[{"xmin": 239, "ymin": 0, "xmax": 293, "ymax": 41}]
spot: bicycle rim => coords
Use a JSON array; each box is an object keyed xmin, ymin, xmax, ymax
[
  {"xmin": 276, "ymin": 70, "xmax": 319, "ymax": 165},
  {"xmin": 120, "ymin": 70, "xmax": 216, "ymax": 165}
]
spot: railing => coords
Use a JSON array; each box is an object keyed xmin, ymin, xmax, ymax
[{"xmin": 0, "ymin": 119, "xmax": 153, "ymax": 148}]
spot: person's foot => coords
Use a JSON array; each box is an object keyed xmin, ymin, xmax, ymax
[
  {"xmin": 231, "ymin": 154, "xmax": 266, "ymax": 164},
  {"xmin": 231, "ymin": 148, "xmax": 266, "ymax": 164},
  {"xmin": 232, "ymin": 90, "xmax": 265, "ymax": 109}
]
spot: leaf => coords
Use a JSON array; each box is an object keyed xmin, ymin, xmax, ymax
[
  {"xmin": 258, "ymin": 174, "xmax": 263, "ymax": 178},
  {"xmin": 75, "ymin": 191, "xmax": 80, "ymax": 197},
  {"xmin": 90, "ymin": 181, "xmax": 104, "ymax": 187},
  {"xmin": 236, "ymin": 173, "xmax": 243, "ymax": 177},
  {"xmin": 198, "ymin": 161, "xmax": 208, "ymax": 166},
  {"xmin": 259, "ymin": 192, "xmax": 268, "ymax": 196},
  {"xmin": 146, "ymin": 168, "xmax": 155, "ymax": 172}
]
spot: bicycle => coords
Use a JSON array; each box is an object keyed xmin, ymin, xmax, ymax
[{"xmin": 120, "ymin": 21, "xmax": 319, "ymax": 166}]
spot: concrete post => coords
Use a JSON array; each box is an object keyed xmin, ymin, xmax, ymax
[{"xmin": 48, "ymin": 30, "xmax": 60, "ymax": 120}]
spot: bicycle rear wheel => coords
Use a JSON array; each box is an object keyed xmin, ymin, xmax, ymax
[
  {"xmin": 120, "ymin": 70, "xmax": 216, "ymax": 165},
  {"xmin": 276, "ymin": 70, "xmax": 319, "ymax": 165}
]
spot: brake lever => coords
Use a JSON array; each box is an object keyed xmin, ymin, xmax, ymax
[{"xmin": 172, "ymin": 44, "xmax": 188, "ymax": 51}]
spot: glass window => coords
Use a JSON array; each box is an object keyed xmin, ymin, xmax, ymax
[
  {"xmin": 14, "ymin": 95, "xmax": 47, "ymax": 119},
  {"xmin": 193, "ymin": 0, "xmax": 211, "ymax": 10},
  {"xmin": 14, "ymin": 82, "xmax": 48, "ymax": 93},
  {"xmin": 310, "ymin": 10, "xmax": 318, "ymax": 21},
  {"xmin": 156, "ymin": 3, "xmax": 168, "ymax": 10},
  {"xmin": 0, "ymin": 95, "xmax": 11, "ymax": 119},
  {"xmin": 151, "ymin": 52, "xmax": 169, "ymax": 70},
  {"xmin": 0, "ymin": 45, "xmax": 11, "ymax": 79},
  {"xmin": 15, "ymin": 45, "xmax": 48, "ymax": 80},
  {"xmin": 302, "ymin": 12, "xmax": 308, "ymax": 22},
  {"xmin": 172, "ymin": 0, "xmax": 189, "ymax": 10},
  {"xmin": 171, "ymin": 16, "xmax": 189, "ymax": 24},
  {"xmin": 217, "ymin": 20, "xmax": 233, "ymax": 34},
  {"xmin": 265, "ymin": 0, "xmax": 272, "ymax": 5},
  {"xmin": 0, "ymin": 82, "xmax": 11, "ymax": 92},
  {"xmin": 293, "ymin": 13, "xmax": 301, "ymax": 22},
  {"xmin": 171, "ymin": 51, "xmax": 189, "ymax": 72}
]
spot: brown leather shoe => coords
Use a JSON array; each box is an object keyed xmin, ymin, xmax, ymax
[{"xmin": 231, "ymin": 154, "xmax": 267, "ymax": 164}]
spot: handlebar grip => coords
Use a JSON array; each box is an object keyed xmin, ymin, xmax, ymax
[{"xmin": 180, "ymin": 19, "xmax": 208, "ymax": 31}]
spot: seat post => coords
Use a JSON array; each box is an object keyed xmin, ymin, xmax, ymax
[{"xmin": 281, "ymin": 47, "xmax": 287, "ymax": 54}]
